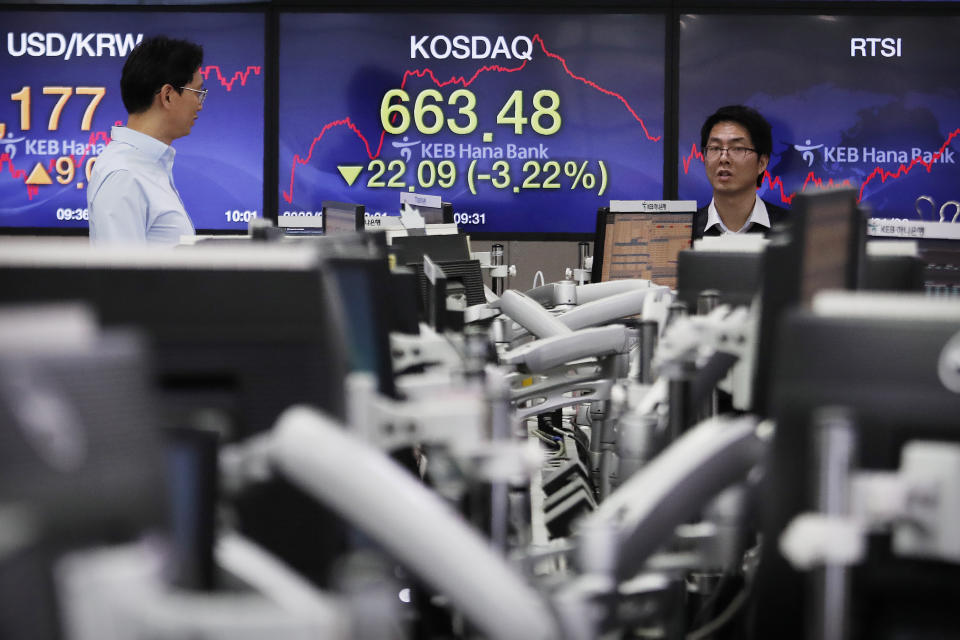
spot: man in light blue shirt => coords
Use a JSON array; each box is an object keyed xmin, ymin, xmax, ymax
[{"xmin": 88, "ymin": 36, "xmax": 205, "ymax": 246}]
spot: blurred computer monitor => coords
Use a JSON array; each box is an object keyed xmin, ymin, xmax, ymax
[
  {"xmin": 0, "ymin": 305, "xmax": 167, "ymax": 639},
  {"xmin": 0, "ymin": 241, "xmax": 354, "ymax": 587},
  {"xmin": 751, "ymin": 188, "xmax": 864, "ymax": 416},
  {"xmin": 322, "ymin": 201, "xmax": 366, "ymax": 235},
  {"xmin": 677, "ymin": 247, "xmax": 764, "ymax": 311},
  {"xmin": 753, "ymin": 294, "xmax": 960, "ymax": 640},
  {"xmin": 276, "ymin": 201, "xmax": 365, "ymax": 237},
  {"xmin": 322, "ymin": 253, "xmax": 398, "ymax": 399}
]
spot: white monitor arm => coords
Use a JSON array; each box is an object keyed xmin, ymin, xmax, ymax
[{"xmin": 264, "ymin": 406, "xmax": 561, "ymax": 640}]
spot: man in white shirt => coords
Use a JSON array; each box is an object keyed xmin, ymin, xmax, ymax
[
  {"xmin": 692, "ymin": 105, "xmax": 790, "ymax": 240},
  {"xmin": 88, "ymin": 36, "xmax": 205, "ymax": 246}
]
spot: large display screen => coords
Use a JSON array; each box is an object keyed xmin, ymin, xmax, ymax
[
  {"xmin": 0, "ymin": 11, "xmax": 264, "ymax": 232},
  {"xmin": 278, "ymin": 13, "xmax": 665, "ymax": 235},
  {"xmin": 678, "ymin": 14, "xmax": 960, "ymax": 223}
]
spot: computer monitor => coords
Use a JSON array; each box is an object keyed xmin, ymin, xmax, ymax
[
  {"xmin": 0, "ymin": 241, "xmax": 353, "ymax": 587},
  {"xmin": 676, "ymin": 248, "xmax": 764, "ymax": 311},
  {"xmin": 751, "ymin": 187, "xmax": 864, "ymax": 416},
  {"xmin": 390, "ymin": 233, "xmax": 471, "ymax": 266},
  {"xmin": 277, "ymin": 201, "xmax": 365, "ymax": 237},
  {"xmin": 752, "ymin": 294, "xmax": 960, "ymax": 640},
  {"xmin": 677, "ymin": 248, "xmax": 923, "ymax": 317},
  {"xmin": 322, "ymin": 201, "xmax": 366, "ymax": 235},
  {"xmin": 861, "ymin": 254, "xmax": 925, "ymax": 293},
  {"xmin": 321, "ymin": 253, "xmax": 398, "ymax": 399},
  {"xmin": 414, "ymin": 258, "xmax": 486, "ymax": 332},
  {"xmin": 386, "ymin": 267, "xmax": 422, "ymax": 335},
  {"xmin": 0, "ymin": 305, "xmax": 167, "ymax": 639},
  {"xmin": 386, "ymin": 232, "xmax": 484, "ymax": 328},
  {"xmin": 0, "ymin": 243, "xmax": 350, "ymax": 437},
  {"xmin": 591, "ymin": 201, "xmax": 695, "ymax": 289}
]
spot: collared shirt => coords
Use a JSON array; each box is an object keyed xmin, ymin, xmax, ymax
[
  {"xmin": 704, "ymin": 196, "xmax": 771, "ymax": 235},
  {"xmin": 87, "ymin": 126, "xmax": 195, "ymax": 246}
]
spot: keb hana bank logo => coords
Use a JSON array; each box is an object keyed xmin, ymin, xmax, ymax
[{"xmin": 793, "ymin": 139, "xmax": 955, "ymax": 168}]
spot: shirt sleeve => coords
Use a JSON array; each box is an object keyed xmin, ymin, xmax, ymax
[{"xmin": 88, "ymin": 170, "xmax": 149, "ymax": 246}]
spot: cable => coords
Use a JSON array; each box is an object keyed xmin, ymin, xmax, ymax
[
  {"xmin": 685, "ymin": 585, "xmax": 750, "ymax": 640},
  {"xmin": 532, "ymin": 270, "xmax": 545, "ymax": 288},
  {"xmin": 533, "ymin": 430, "xmax": 561, "ymax": 449},
  {"xmin": 688, "ymin": 574, "xmax": 731, "ymax": 630},
  {"xmin": 533, "ymin": 431, "xmax": 567, "ymax": 460}
]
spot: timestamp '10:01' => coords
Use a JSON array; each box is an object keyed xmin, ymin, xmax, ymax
[{"xmin": 225, "ymin": 210, "xmax": 258, "ymax": 223}]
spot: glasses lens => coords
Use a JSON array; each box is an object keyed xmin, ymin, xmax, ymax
[{"xmin": 706, "ymin": 147, "xmax": 751, "ymax": 160}]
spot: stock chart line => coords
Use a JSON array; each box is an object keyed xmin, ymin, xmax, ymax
[
  {"xmin": 0, "ymin": 151, "xmax": 32, "ymax": 198},
  {"xmin": 200, "ymin": 65, "xmax": 262, "ymax": 91},
  {"xmin": 857, "ymin": 127, "xmax": 960, "ymax": 202},
  {"xmin": 531, "ymin": 35, "xmax": 660, "ymax": 142},
  {"xmin": 681, "ymin": 127, "xmax": 960, "ymax": 206},
  {"xmin": 0, "ymin": 154, "xmax": 28, "ymax": 182},
  {"xmin": 283, "ymin": 33, "xmax": 661, "ymax": 204}
]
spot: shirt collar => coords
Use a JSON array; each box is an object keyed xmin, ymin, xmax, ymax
[
  {"xmin": 110, "ymin": 125, "xmax": 176, "ymax": 169},
  {"xmin": 705, "ymin": 196, "xmax": 770, "ymax": 234}
]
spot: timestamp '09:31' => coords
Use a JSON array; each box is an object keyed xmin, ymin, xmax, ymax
[{"xmin": 453, "ymin": 212, "xmax": 486, "ymax": 226}]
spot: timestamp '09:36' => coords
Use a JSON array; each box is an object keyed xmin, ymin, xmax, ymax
[{"xmin": 56, "ymin": 207, "xmax": 88, "ymax": 221}]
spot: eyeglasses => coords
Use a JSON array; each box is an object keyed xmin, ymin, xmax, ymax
[
  {"xmin": 179, "ymin": 86, "xmax": 208, "ymax": 107},
  {"xmin": 703, "ymin": 145, "xmax": 757, "ymax": 161}
]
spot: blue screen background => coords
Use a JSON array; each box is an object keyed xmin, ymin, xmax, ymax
[
  {"xmin": 278, "ymin": 13, "xmax": 665, "ymax": 235},
  {"xmin": 678, "ymin": 14, "xmax": 960, "ymax": 222},
  {"xmin": 0, "ymin": 11, "xmax": 264, "ymax": 231}
]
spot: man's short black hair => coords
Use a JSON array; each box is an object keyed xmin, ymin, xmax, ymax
[
  {"xmin": 700, "ymin": 105, "xmax": 772, "ymax": 188},
  {"xmin": 120, "ymin": 35, "xmax": 203, "ymax": 114}
]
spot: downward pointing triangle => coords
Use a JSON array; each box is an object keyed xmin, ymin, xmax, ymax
[{"xmin": 337, "ymin": 165, "xmax": 363, "ymax": 186}]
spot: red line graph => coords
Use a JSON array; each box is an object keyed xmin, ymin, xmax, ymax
[
  {"xmin": 682, "ymin": 127, "xmax": 960, "ymax": 206},
  {"xmin": 0, "ymin": 154, "xmax": 28, "ymax": 182},
  {"xmin": 200, "ymin": 65, "xmax": 262, "ymax": 91},
  {"xmin": 856, "ymin": 128, "xmax": 960, "ymax": 202},
  {"xmin": 283, "ymin": 33, "xmax": 660, "ymax": 204},
  {"xmin": 680, "ymin": 143, "xmax": 702, "ymax": 175}
]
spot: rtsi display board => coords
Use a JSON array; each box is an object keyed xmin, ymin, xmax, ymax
[
  {"xmin": 0, "ymin": 11, "xmax": 264, "ymax": 232},
  {"xmin": 278, "ymin": 13, "xmax": 665, "ymax": 236},
  {"xmin": 679, "ymin": 14, "xmax": 960, "ymax": 223}
]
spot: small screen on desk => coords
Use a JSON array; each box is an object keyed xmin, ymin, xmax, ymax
[{"xmin": 596, "ymin": 211, "xmax": 693, "ymax": 289}]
